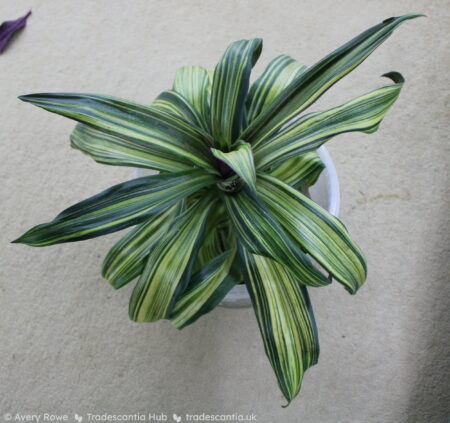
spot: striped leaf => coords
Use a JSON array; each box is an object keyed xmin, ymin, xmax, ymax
[
  {"xmin": 153, "ymin": 90, "xmax": 210, "ymax": 133},
  {"xmin": 210, "ymin": 38, "xmax": 263, "ymax": 149},
  {"xmin": 13, "ymin": 170, "xmax": 215, "ymax": 246},
  {"xmin": 71, "ymin": 124, "xmax": 190, "ymax": 172},
  {"xmin": 269, "ymin": 151, "xmax": 325, "ymax": 189},
  {"xmin": 129, "ymin": 197, "xmax": 215, "ymax": 322},
  {"xmin": 258, "ymin": 173, "xmax": 366, "ymax": 294},
  {"xmin": 242, "ymin": 14, "xmax": 422, "ymax": 142},
  {"xmin": 246, "ymin": 55, "xmax": 307, "ymax": 124},
  {"xmin": 19, "ymin": 93, "xmax": 218, "ymax": 173},
  {"xmin": 254, "ymin": 73, "xmax": 404, "ymax": 169},
  {"xmin": 221, "ymin": 188, "xmax": 330, "ymax": 288},
  {"xmin": 173, "ymin": 66, "xmax": 211, "ymax": 129},
  {"xmin": 240, "ymin": 248, "xmax": 319, "ymax": 404},
  {"xmin": 171, "ymin": 249, "xmax": 237, "ymax": 329},
  {"xmin": 196, "ymin": 204, "xmax": 228, "ymax": 268},
  {"xmin": 102, "ymin": 205, "xmax": 179, "ymax": 289},
  {"xmin": 211, "ymin": 141, "xmax": 257, "ymax": 193}
]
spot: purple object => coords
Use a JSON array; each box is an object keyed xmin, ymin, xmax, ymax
[{"xmin": 0, "ymin": 10, "xmax": 31, "ymax": 54}]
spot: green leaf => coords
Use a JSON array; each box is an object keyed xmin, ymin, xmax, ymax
[
  {"xmin": 195, "ymin": 203, "xmax": 228, "ymax": 268},
  {"xmin": 242, "ymin": 14, "xmax": 422, "ymax": 142},
  {"xmin": 70, "ymin": 124, "xmax": 191, "ymax": 172},
  {"xmin": 258, "ymin": 173, "xmax": 366, "ymax": 294},
  {"xmin": 102, "ymin": 205, "xmax": 179, "ymax": 289},
  {"xmin": 210, "ymin": 38, "xmax": 263, "ymax": 149},
  {"xmin": 171, "ymin": 249, "xmax": 237, "ymax": 329},
  {"xmin": 211, "ymin": 141, "xmax": 257, "ymax": 193},
  {"xmin": 19, "ymin": 93, "xmax": 218, "ymax": 173},
  {"xmin": 153, "ymin": 90, "xmax": 211, "ymax": 133},
  {"xmin": 269, "ymin": 151, "xmax": 325, "ymax": 189},
  {"xmin": 246, "ymin": 55, "xmax": 307, "ymax": 124},
  {"xmin": 240, "ymin": 248, "xmax": 319, "ymax": 404},
  {"xmin": 13, "ymin": 170, "xmax": 215, "ymax": 246},
  {"xmin": 254, "ymin": 73, "xmax": 404, "ymax": 169},
  {"xmin": 129, "ymin": 196, "xmax": 215, "ymax": 322},
  {"xmin": 221, "ymin": 188, "xmax": 330, "ymax": 288},
  {"xmin": 173, "ymin": 66, "xmax": 211, "ymax": 129}
]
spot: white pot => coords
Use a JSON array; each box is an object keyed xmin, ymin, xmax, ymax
[{"xmin": 135, "ymin": 145, "xmax": 340, "ymax": 309}]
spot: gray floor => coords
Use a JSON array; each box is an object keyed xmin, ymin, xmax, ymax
[{"xmin": 1, "ymin": 1, "xmax": 449, "ymax": 422}]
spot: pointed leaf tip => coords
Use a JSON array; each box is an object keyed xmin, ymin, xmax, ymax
[
  {"xmin": 384, "ymin": 14, "xmax": 426, "ymax": 23},
  {"xmin": 0, "ymin": 10, "xmax": 31, "ymax": 54}
]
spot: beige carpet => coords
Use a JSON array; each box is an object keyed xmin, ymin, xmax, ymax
[{"xmin": 1, "ymin": 1, "xmax": 449, "ymax": 422}]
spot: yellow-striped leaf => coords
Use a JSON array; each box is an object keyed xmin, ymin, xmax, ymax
[
  {"xmin": 70, "ymin": 124, "xmax": 191, "ymax": 172},
  {"xmin": 221, "ymin": 188, "xmax": 330, "ymax": 288},
  {"xmin": 129, "ymin": 196, "xmax": 215, "ymax": 322},
  {"xmin": 173, "ymin": 66, "xmax": 211, "ymax": 129},
  {"xmin": 19, "ymin": 93, "xmax": 217, "ymax": 173},
  {"xmin": 210, "ymin": 38, "xmax": 262, "ymax": 149},
  {"xmin": 171, "ymin": 249, "xmax": 237, "ymax": 329},
  {"xmin": 153, "ymin": 90, "xmax": 211, "ymax": 133},
  {"xmin": 195, "ymin": 203, "xmax": 228, "ymax": 268},
  {"xmin": 246, "ymin": 55, "xmax": 307, "ymax": 124},
  {"xmin": 242, "ymin": 14, "xmax": 422, "ymax": 142},
  {"xmin": 240, "ymin": 248, "xmax": 319, "ymax": 404},
  {"xmin": 258, "ymin": 173, "xmax": 366, "ymax": 293},
  {"xmin": 102, "ymin": 205, "xmax": 179, "ymax": 289},
  {"xmin": 13, "ymin": 170, "xmax": 215, "ymax": 246},
  {"xmin": 211, "ymin": 141, "xmax": 257, "ymax": 193},
  {"xmin": 269, "ymin": 151, "xmax": 325, "ymax": 189},
  {"xmin": 254, "ymin": 73, "xmax": 404, "ymax": 169}
]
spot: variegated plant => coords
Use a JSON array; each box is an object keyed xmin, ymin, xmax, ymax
[{"xmin": 14, "ymin": 15, "xmax": 421, "ymax": 404}]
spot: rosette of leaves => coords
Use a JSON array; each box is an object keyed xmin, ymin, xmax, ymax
[{"xmin": 14, "ymin": 15, "xmax": 421, "ymax": 405}]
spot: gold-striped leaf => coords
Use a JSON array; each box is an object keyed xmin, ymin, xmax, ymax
[
  {"xmin": 102, "ymin": 205, "xmax": 179, "ymax": 289},
  {"xmin": 210, "ymin": 38, "xmax": 262, "ymax": 149},
  {"xmin": 254, "ymin": 73, "xmax": 404, "ymax": 169},
  {"xmin": 171, "ymin": 249, "xmax": 237, "ymax": 329},
  {"xmin": 211, "ymin": 141, "xmax": 257, "ymax": 193},
  {"xmin": 269, "ymin": 151, "xmax": 325, "ymax": 189},
  {"xmin": 195, "ymin": 203, "xmax": 228, "ymax": 268},
  {"xmin": 173, "ymin": 66, "xmax": 211, "ymax": 129},
  {"xmin": 70, "ymin": 124, "xmax": 190, "ymax": 172},
  {"xmin": 153, "ymin": 90, "xmax": 211, "ymax": 133},
  {"xmin": 240, "ymin": 248, "xmax": 319, "ymax": 404},
  {"xmin": 13, "ymin": 170, "xmax": 215, "ymax": 246},
  {"xmin": 258, "ymin": 173, "xmax": 366, "ymax": 294},
  {"xmin": 246, "ymin": 55, "xmax": 307, "ymax": 124},
  {"xmin": 242, "ymin": 14, "xmax": 422, "ymax": 142},
  {"xmin": 19, "ymin": 93, "xmax": 217, "ymax": 173},
  {"xmin": 129, "ymin": 196, "xmax": 215, "ymax": 322},
  {"xmin": 221, "ymin": 188, "xmax": 330, "ymax": 288}
]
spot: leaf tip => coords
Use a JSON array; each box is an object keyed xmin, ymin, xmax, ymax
[
  {"xmin": 18, "ymin": 94, "xmax": 32, "ymax": 103},
  {"xmin": 281, "ymin": 397, "xmax": 292, "ymax": 408},
  {"xmin": 381, "ymin": 71, "xmax": 405, "ymax": 84},
  {"xmin": 11, "ymin": 235, "xmax": 27, "ymax": 245},
  {"xmin": 391, "ymin": 13, "xmax": 426, "ymax": 22}
]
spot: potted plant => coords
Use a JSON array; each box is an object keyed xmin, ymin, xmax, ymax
[{"xmin": 13, "ymin": 14, "xmax": 422, "ymax": 405}]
